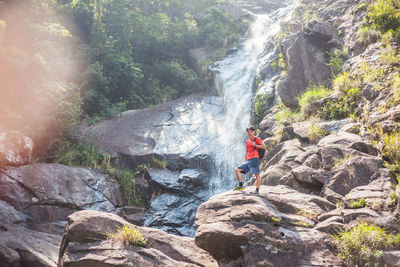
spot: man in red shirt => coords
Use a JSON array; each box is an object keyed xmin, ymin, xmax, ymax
[{"xmin": 234, "ymin": 126, "xmax": 266, "ymax": 194}]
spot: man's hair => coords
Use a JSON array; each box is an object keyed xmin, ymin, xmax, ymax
[{"xmin": 246, "ymin": 125, "xmax": 256, "ymax": 131}]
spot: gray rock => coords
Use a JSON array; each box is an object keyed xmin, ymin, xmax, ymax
[
  {"xmin": 350, "ymin": 141, "xmax": 378, "ymax": 156},
  {"xmin": 322, "ymin": 156, "xmax": 384, "ymax": 198},
  {"xmin": 383, "ymin": 251, "xmax": 400, "ymax": 267},
  {"xmin": 0, "ymin": 164, "xmax": 123, "ymax": 235},
  {"xmin": 195, "ymin": 186, "xmax": 339, "ymax": 266},
  {"xmin": 58, "ymin": 210, "xmax": 217, "ymax": 267},
  {"xmin": 0, "ymin": 129, "xmax": 33, "ymax": 166},
  {"xmin": 339, "ymin": 122, "xmax": 361, "ymax": 134},
  {"xmin": 0, "ymin": 223, "xmax": 60, "ymax": 267},
  {"xmin": 277, "ymin": 20, "xmax": 337, "ymax": 108}
]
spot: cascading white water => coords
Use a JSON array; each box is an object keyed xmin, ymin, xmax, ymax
[
  {"xmin": 209, "ymin": 3, "xmax": 298, "ymax": 194},
  {"xmin": 145, "ymin": 1, "xmax": 299, "ymax": 236}
]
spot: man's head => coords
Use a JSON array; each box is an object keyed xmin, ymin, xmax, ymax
[{"xmin": 246, "ymin": 125, "xmax": 256, "ymax": 137}]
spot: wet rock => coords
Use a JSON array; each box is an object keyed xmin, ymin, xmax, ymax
[
  {"xmin": 58, "ymin": 210, "xmax": 217, "ymax": 267},
  {"xmin": 144, "ymin": 193, "xmax": 203, "ymax": 237},
  {"xmin": 0, "ymin": 129, "xmax": 33, "ymax": 166}
]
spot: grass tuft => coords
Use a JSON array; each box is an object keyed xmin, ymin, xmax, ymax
[
  {"xmin": 332, "ymin": 222, "xmax": 400, "ymax": 266},
  {"xmin": 105, "ymin": 224, "xmax": 148, "ymax": 247}
]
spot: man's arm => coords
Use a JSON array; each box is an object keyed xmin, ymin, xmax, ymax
[{"xmin": 253, "ymin": 137, "xmax": 266, "ymax": 149}]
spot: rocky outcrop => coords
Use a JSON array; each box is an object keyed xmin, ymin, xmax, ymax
[
  {"xmin": 75, "ymin": 94, "xmax": 227, "ymax": 236},
  {"xmin": 195, "ymin": 186, "xmax": 340, "ymax": 266},
  {"xmin": 277, "ymin": 20, "xmax": 341, "ymax": 107},
  {"xmin": 58, "ymin": 210, "xmax": 217, "ymax": 267},
  {"xmin": 0, "ymin": 129, "xmax": 33, "ymax": 166},
  {"xmin": 0, "ymin": 163, "xmax": 124, "ymax": 266}
]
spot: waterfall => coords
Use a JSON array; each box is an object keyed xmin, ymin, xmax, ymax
[
  {"xmin": 145, "ymin": 1, "xmax": 298, "ymax": 236},
  {"xmin": 209, "ymin": 3, "xmax": 298, "ymax": 195}
]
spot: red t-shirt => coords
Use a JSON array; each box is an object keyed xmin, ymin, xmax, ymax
[{"xmin": 246, "ymin": 137, "xmax": 262, "ymax": 160}]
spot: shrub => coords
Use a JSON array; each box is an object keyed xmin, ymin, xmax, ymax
[
  {"xmin": 298, "ymin": 84, "xmax": 332, "ymax": 116},
  {"xmin": 381, "ymin": 131, "xmax": 400, "ymax": 173},
  {"xmin": 328, "ymin": 48, "xmax": 348, "ymax": 76},
  {"xmin": 321, "ymin": 72, "xmax": 361, "ymax": 120},
  {"xmin": 357, "ymin": 0, "xmax": 400, "ymax": 43},
  {"xmin": 347, "ymin": 198, "xmax": 367, "ymax": 209},
  {"xmin": 105, "ymin": 224, "xmax": 148, "ymax": 247},
  {"xmin": 274, "ymin": 103, "xmax": 300, "ymax": 126},
  {"xmin": 253, "ymin": 93, "xmax": 274, "ymax": 125},
  {"xmin": 308, "ymin": 123, "xmax": 329, "ymax": 144},
  {"xmin": 332, "ymin": 222, "xmax": 400, "ymax": 266}
]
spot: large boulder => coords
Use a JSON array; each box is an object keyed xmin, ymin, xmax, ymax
[
  {"xmin": 0, "ymin": 129, "xmax": 33, "ymax": 166},
  {"xmin": 58, "ymin": 210, "xmax": 217, "ymax": 267},
  {"xmin": 195, "ymin": 185, "xmax": 339, "ymax": 266},
  {"xmin": 0, "ymin": 164, "xmax": 123, "ymax": 235},
  {"xmin": 0, "ymin": 223, "xmax": 61, "ymax": 267}
]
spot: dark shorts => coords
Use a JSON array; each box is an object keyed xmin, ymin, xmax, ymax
[{"xmin": 237, "ymin": 158, "xmax": 260, "ymax": 174}]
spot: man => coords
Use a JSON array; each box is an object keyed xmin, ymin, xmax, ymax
[{"xmin": 235, "ymin": 126, "xmax": 266, "ymax": 194}]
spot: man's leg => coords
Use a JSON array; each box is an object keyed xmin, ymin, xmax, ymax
[
  {"xmin": 235, "ymin": 168, "xmax": 243, "ymax": 183},
  {"xmin": 255, "ymin": 173, "xmax": 261, "ymax": 191}
]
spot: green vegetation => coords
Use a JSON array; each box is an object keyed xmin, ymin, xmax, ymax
[
  {"xmin": 332, "ymin": 222, "xmax": 400, "ymax": 266},
  {"xmin": 252, "ymin": 93, "xmax": 274, "ymax": 125},
  {"xmin": 353, "ymin": 3, "xmax": 368, "ymax": 15},
  {"xmin": 327, "ymin": 48, "xmax": 348, "ymax": 76},
  {"xmin": 308, "ymin": 123, "xmax": 329, "ymax": 144},
  {"xmin": 320, "ymin": 72, "xmax": 361, "ymax": 120},
  {"xmin": 0, "ymin": 0, "xmax": 245, "ymax": 157},
  {"xmin": 298, "ymin": 84, "xmax": 332, "ymax": 116},
  {"xmin": 270, "ymin": 53, "xmax": 286, "ymax": 71},
  {"xmin": 274, "ymin": 101, "xmax": 300, "ymax": 126},
  {"xmin": 105, "ymin": 224, "xmax": 148, "ymax": 247},
  {"xmin": 347, "ymin": 198, "xmax": 367, "ymax": 209},
  {"xmin": 357, "ymin": 0, "xmax": 400, "ymax": 43},
  {"xmin": 271, "ymin": 217, "xmax": 281, "ymax": 226}
]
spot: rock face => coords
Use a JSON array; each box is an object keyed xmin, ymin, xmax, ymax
[
  {"xmin": 75, "ymin": 94, "xmax": 227, "ymax": 236},
  {"xmin": 195, "ymin": 186, "xmax": 340, "ymax": 266},
  {"xmin": 59, "ymin": 210, "xmax": 218, "ymax": 267},
  {"xmin": 0, "ymin": 129, "xmax": 33, "ymax": 166},
  {"xmin": 277, "ymin": 20, "xmax": 340, "ymax": 108},
  {"xmin": 0, "ymin": 163, "xmax": 123, "ymax": 266}
]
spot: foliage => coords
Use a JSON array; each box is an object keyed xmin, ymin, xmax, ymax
[
  {"xmin": 320, "ymin": 72, "xmax": 361, "ymax": 120},
  {"xmin": 353, "ymin": 3, "xmax": 368, "ymax": 15},
  {"xmin": 347, "ymin": 198, "xmax": 367, "ymax": 209},
  {"xmin": 357, "ymin": 0, "xmax": 400, "ymax": 43},
  {"xmin": 270, "ymin": 53, "xmax": 286, "ymax": 71},
  {"xmin": 327, "ymin": 48, "xmax": 348, "ymax": 76},
  {"xmin": 332, "ymin": 222, "xmax": 400, "ymax": 266},
  {"xmin": 274, "ymin": 101, "xmax": 300, "ymax": 126},
  {"xmin": 105, "ymin": 224, "xmax": 148, "ymax": 247},
  {"xmin": 54, "ymin": 0, "xmax": 244, "ymax": 119},
  {"xmin": 252, "ymin": 93, "xmax": 274, "ymax": 126},
  {"xmin": 298, "ymin": 84, "xmax": 332, "ymax": 116},
  {"xmin": 308, "ymin": 123, "xmax": 329, "ymax": 144},
  {"xmin": 381, "ymin": 130, "xmax": 400, "ymax": 173},
  {"xmin": 150, "ymin": 156, "xmax": 168, "ymax": 169}
]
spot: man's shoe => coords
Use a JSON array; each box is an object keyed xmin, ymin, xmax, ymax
[
  {"xmin": 233, "ymin": 185, "xmax": 245, "ymax": 191},
  {"xmin": 250, "ymin": 190, "xmax": 259, "ymax": 194}
]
